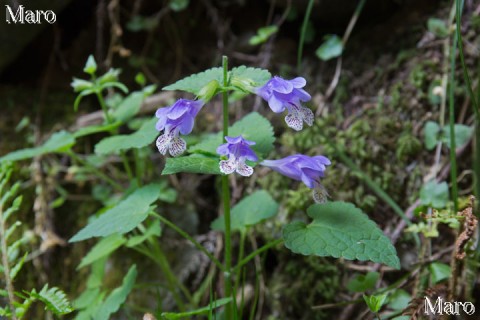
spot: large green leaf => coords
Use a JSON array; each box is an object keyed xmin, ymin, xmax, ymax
[
  {"xmin": 211, "ymin": 190, "xmax": 278, "ymax": 232},
  {"xmin": 162, "ymin": 66, "xmax": 270, "ymax": 95},
  {"xmin": 162, "ymin": 67, "xmax": 223, "ymax": 94},
  {"xmin": 162, "ymin": 155, "xmax": 221, "ymax": 175},
  {"xmin": 230, "ymin": 66, "xmax": 271, "ymax": 87},
  {"xmin": 69, "ymin": 184, "xmax": 162, "ymax": 242},
  {"xmin": 283, "ymin": 202, "xmax": 400, "ymax": 269},
  {"xmin": 0, "ymin": 131, "xmax": 75, "ymax": 162},
  {"xmin": 189, "ymin": 112, "xmax": 275, "ymax": 157},
  {"xmin": 94, "ymin": 117, "xmax": 158, "ymax": 155},
  {"xmin": 77, "ymin": 234, "xmax": 126, "ymax": 269},
  {"xmin": 94, "ymin": 265, "xmax": 137, "ymax": 320}
]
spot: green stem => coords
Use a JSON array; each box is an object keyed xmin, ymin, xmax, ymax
[
  {"xmin": 133, "ymin": 149, "xmax": 142, "ymax": 186},
  {"xmin": 221, "ymin": 55, "xmax": 234, "ymax": 319},
  {"xmin": 297, "ymin": 0, "xmax": 315, "ymax": 69},
  {"xmin": 67, "ymin": 151, "xmax": 123, "ymax": 191},
  {"xmin": 448, "ymin": 12, "xmax": 459, "ymax": 212},
  {"xmin": 95, "ymin": 91, "xmax": 113, "ymax": 124},
  {"xmin": 150, "ymin": 213, "xmax": 225, "ymax": 271},
  {"xmin": 456, "ymin": 0, "xmax": 480, "ymax": 210},
  {"xmin": 234, "ymin": 231, "xmax": 246, "ymax": 296},
  {"xmin": 233, "ymin": 238, "xmax": 283, "ymax": 273},
  {"xmin": 94, "ymin": 91, "xmax": 134, "ymax": 181}
]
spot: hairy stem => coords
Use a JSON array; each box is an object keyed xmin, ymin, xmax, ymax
[
  {"xmin": 94, "ymin": 91, "xmax": 134, "ymax": 181},
  {"xmin": 221, "ymin": 55, "xmax": 234, "ymax": 319}
]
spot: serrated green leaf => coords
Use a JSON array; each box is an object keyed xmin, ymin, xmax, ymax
[
  {"xmin": 211, "ymin": 190, "xmax": 278, "ymax": 232},
  {"xmin": 0, "ymin": 131, "xmax": 75, "ymax": 163},
  {"xmin": 69, "ymin": 184, "xmax": 162, "ymax": 242},
  {"xmin": 424, "ymin": 121, "xmax": 441, "ymax": 150},
  {"xmin": 282, "ymin": 202, "xmax": 400, "ymax": 269},
  {"xmin": 94, "ymin": 117, "xmax": 158, "ymax": 155},
  {"xmin": 126, "ymin": 220, "xmax": 162, "ymax": 247},
  {"xmin": 189, "ymin": 112, "xmax": 275, "ymax": 157},
  {"xmin": 78, "ymin": 234, "xmax": 126, "ymax": 269},
  {"xmin": 429, "ymin": 262, "xmax": 451, "ymax": 284},
  {"xmin": 363, "ymin": 293, "xmax": 387, "ymax": 313},
  {"xmin": 112, "ymin": 91, "xmax": 144, "ymax": 122},
  {"xmin": 94, "ymin": 265, "xmax": 137, "ymax": 320},
  {"xmin": 83, "ymin": 55, "xmax": 97, "ymax": 75},
  {"xmin": 230, "ymin": 66, "xmax": 271, "ymax": 87},
  {"xmin": 315, "ymin": 35, "xmax": 343, "ymax": 61},
  {"xmin": 161, "ymin": 297, "xmax": 232, "ymax": 319},
  {"xmin": 162, "ymin": 66, "xmax": 271, "ymax": 95},
  {"xmin": 346, "ymin": 271, "xmax": 379, "ymax": 293},
  {"xmin": 162, "ymin": 155, "xmax": 221, "ymax": 175},
  {"xmin": 420, "ymin": 180, "xmax": 449, "ymax": 209},
  {"xmin": 427, "ymin": 18, "xmax": 449, "ymax": 38},
  {"xmin": 442, "ymin": 124, "xmax": 473, "ymax": 149},
  {"xmin": 163, "ymin": 67, "xmax": 223, "ymax": 94},
  {"xmin": 30, "ymin": 285, "xmax": 74, "ymax": 315}
]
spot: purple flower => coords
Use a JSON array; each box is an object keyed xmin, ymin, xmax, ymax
[
  {"xmin": 261, "ymin": 154, "xmax": 331, "ymax": 189},
  {"xmin": 256, "ymin": 76, "xmax": 314, "ymax": 131},
  {"xmin": 217, "ymin": 136, "xmax": 258, "ymax": 176},
  {"xmin": 155, "ymin": 99, "xmax": 204, "ymax": 157}
]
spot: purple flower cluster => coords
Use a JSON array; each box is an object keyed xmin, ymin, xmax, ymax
[
  {"xmin": 256, "ymin": 76, "xmax": 314, "ymax": 131},
  {"xmin": 155, "ymin": 99, "xmax": 204, "ymax": 157},
  {"xmin": 154, "ymin": 74, "xmax": 330, "ymax": 197},
  {"xmin": 217, "ymin": 136, "xmax": 258, "ymax": 177}
]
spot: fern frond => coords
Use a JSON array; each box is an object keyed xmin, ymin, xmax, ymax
[{"xmin": 28, "ymin": 285, "xmax": 74, "ymax": 315}]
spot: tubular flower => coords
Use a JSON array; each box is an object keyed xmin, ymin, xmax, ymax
[
  {"xmin": 256, "ymin": 76, "xmax": 314, "ymax": 131},
  {"xmin": 261, "ymin": 154, "xmax": 331, "ymax": 202},
  {"xmin": 217, "ymin": 136, "xmax": 258, "ymax": 177},
  {"xmin": 155, "ymin": 99, "xmax": 204, "ymax": 157}
]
